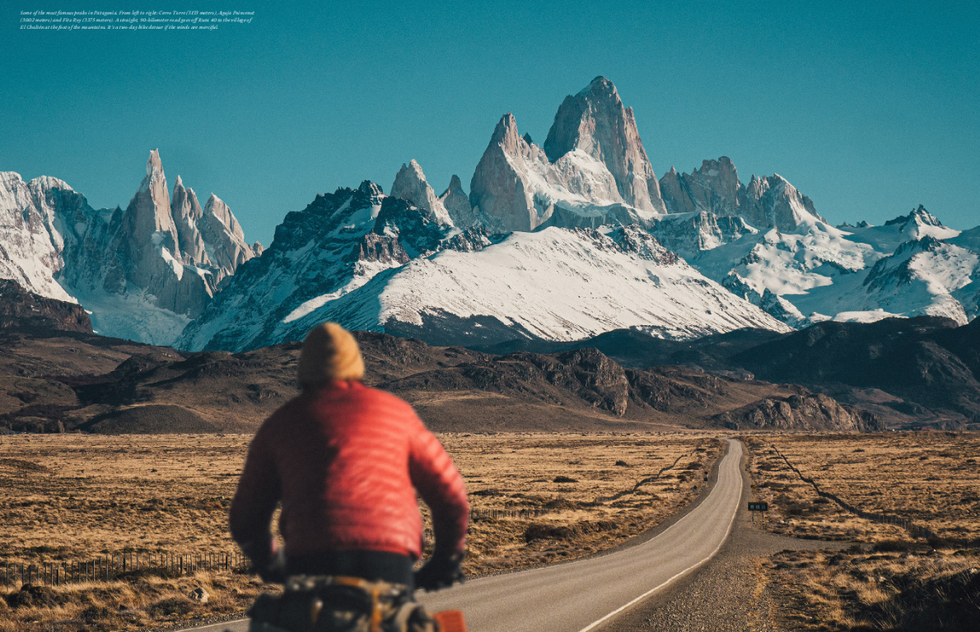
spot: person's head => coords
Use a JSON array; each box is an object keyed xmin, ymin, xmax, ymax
[{"xmin": 298, "ymin": 322, "xmax": 365, "ymax": 389}]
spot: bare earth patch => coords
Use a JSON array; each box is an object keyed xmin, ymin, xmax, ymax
[{"xmin": 0, "ymin": 432, "xmax": 721, "ymax": 630}]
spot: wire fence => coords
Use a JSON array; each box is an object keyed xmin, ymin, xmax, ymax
[
  {"xmin": 1, "ymin": 549, "xmax": 249, "ymax": 587},
  {"xmin": 469, "ymin": 507, "xmax": 551, "ymax": 521}
]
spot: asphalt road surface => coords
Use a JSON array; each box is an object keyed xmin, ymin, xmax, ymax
[{"xmin": 189, "ymin": 438, "xmax": 744, "ymax": 632}]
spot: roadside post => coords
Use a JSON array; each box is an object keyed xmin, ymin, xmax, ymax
[{"xmin": 748, "ymin": 501, "xmax": 768, "ymax": 524}]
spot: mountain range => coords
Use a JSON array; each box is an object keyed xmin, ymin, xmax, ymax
[{"xmin": 2, "ymin": 77, "xmax": 978, "ymax": 352}]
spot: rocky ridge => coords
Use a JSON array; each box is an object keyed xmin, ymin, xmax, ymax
[
  {"xmin": 0, "ymin": 279, "xmax": 92, "ymax": 334},
  {"xmin": 0, "ymin": 325, "xmax": 872, "ymax": 434}
]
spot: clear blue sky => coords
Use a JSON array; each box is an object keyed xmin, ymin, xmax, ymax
[{"xmin": 3, "ymin": 1, "xmax": 978, "ymax": 247}]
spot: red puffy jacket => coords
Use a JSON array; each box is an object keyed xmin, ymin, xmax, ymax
[{"xmin": 229, "ymin": 380, "xmax": 468, "ymax": 560}]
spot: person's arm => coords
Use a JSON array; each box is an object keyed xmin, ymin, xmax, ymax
[
  {"xmin": 229, "ymin": 425, "xmax": 282, "ymax": 574},
  {"xmin": 409, "ymin": 424, "xmax": 469, "ymax": 590}
]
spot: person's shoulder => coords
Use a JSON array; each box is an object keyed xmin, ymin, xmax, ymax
[{"xmin": 355, "ymin": 382, "xmax": 413, "ymax": 408}]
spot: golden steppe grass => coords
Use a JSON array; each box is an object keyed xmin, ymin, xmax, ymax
[
  {"xmin": 743, "ymin": 432, "xmax": 980, "ymax": 544},
  {"xmin": 0, "ymin": 432, "xmax": 721, "ymax": 631},
  {"xmin": 743, "ymin": 432, "xmax": 980, "ymax": 630}
]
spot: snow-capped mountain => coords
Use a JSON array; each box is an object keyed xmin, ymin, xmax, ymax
[
  {"xmin": 0, "ymin": 150, "xmax": 259, "ymax": 344},
  {"xmin": 176, "ymin": 180, "xmax": 450, "ymax": 350},
  {"xmin": 176, "ymin": 174, "xmax": 789, "ymax": 352},
  {"xmin": 4, "ymin": 77, "xmax": 979, "ymax": 351},
  {"xmin": 652, "ymin": 159, "xmax": 980, "ymax": 327}
]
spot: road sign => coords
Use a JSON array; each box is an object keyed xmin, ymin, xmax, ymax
[{"xmin": 748, "ymin": 502, "xmax": 768, "ymax": 511}]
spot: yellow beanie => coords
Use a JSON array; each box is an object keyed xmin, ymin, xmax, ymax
[{"xmin": 298, "ymin": 323, "xmax": 365, "ymax": 386}]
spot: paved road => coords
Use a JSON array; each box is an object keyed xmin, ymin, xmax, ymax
[
  {"xmin": 184, "ymin": 438, "xmax": 744, "ymax": 632},
  {"xmin": 607, "ymin": 442, "xmax": 849, "ymax": 631}
]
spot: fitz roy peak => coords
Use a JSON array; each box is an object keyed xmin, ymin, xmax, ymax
[
  {"xmin": 469, "ymin": 77, "xmax": 666, "ymax": 233},
  {"xmin": 0, "ymin": 150, "xmax": 259, "ymax": 345},
  {"xmin": 544, "ymin": 76, "xmax": 666, "ymax": 214}
]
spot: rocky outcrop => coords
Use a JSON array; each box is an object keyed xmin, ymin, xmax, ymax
[
  {"xmin": 124, "ymin": 150, "xmax": 180, "ymax": 267},
  {"xmin": 382, "ymin": 346, "xmax": 631, "ymax": 417},
  {"xmin": 371, "ymin": 196, "xmax": 446, "ymax": 257},
  {"xmin": 170, "ymin": 175, "xmax": 209, "ymax": 267},
  {"xmin": 469, "ymin": 113, "xmax": 553, "ymax": 232},
  {"xmin": 200, "ymin": 194, "xmax": 258, "ymax": 286},
  {"xmin": 0, "ymin": 279, "xmax": 92, "ymax": 333},
  {"xmin": 659, "ymin": 158, "xmax": 741, "ymax": 216},
  {"xmin": 712, "ymin": 388, "xmax": 882, "ymax": 431},
  {"xmin": 544, "ymin": 76, "xmax": 666, "ymax": 214},
  {"xmin": 118, "ymin": 152, "xmax": 211, "ymax": 317},
  {"xmin": 651, "ymin": 211, "xmax": 758, "ymax": 261},
  {"xmin": 525, "ymin": 347, "xmax": 630, "ymax": 416},
  {"xmin": 721, "ymin": 273, "xmax": 808, "ymax": 328},
  {"xmin": 730, "ymin": 316, "xmax": 980, "ymax": 423},
  {"xmin": 743, "ymin": 173, "xmax": 824, "ymax": 231}
]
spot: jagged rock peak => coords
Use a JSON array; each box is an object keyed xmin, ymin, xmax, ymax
[
  {"xmin": 126, "ymin": 149, "xmax": 177, "ymax": 248},
  {"xmin": 660, "ymin": 157, "xmax": 824, "ymax": 231},
  {"xmin": 358, "ymin": 180, "xmax": 384, "ymax": 199},
  {"xmin": 443, "ymin": 174, "xmax": 464, "ymax": 195},
  {"xmin": 543, "ymin": 76, "xmax": 666, "ymax": 214},
  {"xmin": 199, "ymin": 193, "xmax": 258, "ymax": 277},
  {"xmin": 491, "ymin": 112, "xmax": 524, "ymax": 150},
  {"xmin": 390, "ymin": 160, "xmax": 452, "ymax": 226},
  {"xmin": 171, "ymin": 176, "xmax": 204, "ymax": 221},
  {"xmin": 204, "ymin": 194, "xmax": 243, "ymax": 237},
  {"xmin": 885, "ymin": 205, "xmax": 943, "ymax": 228},
  {"xmin": 659, "ymin": 156, "xmax": 741, "ymax": 217},
  {"xmin": 171, "ymin": 176, "xmax": 208, "ymax": 265},
  {"xmin": 439, "ymin": 174, "xmax": 474, "ymax": 228},
  {"xmin": 139, "ymin": 149, "xmax": 166, "ymax": 194}
]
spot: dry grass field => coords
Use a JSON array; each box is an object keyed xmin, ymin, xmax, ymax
[
  {"xmin": 0, "ymin": 432, "xmax": 720, "ymax": 631},
  {"xmin": 743, "ymin": 432, "xmax": 980, "ymax": 630}
]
